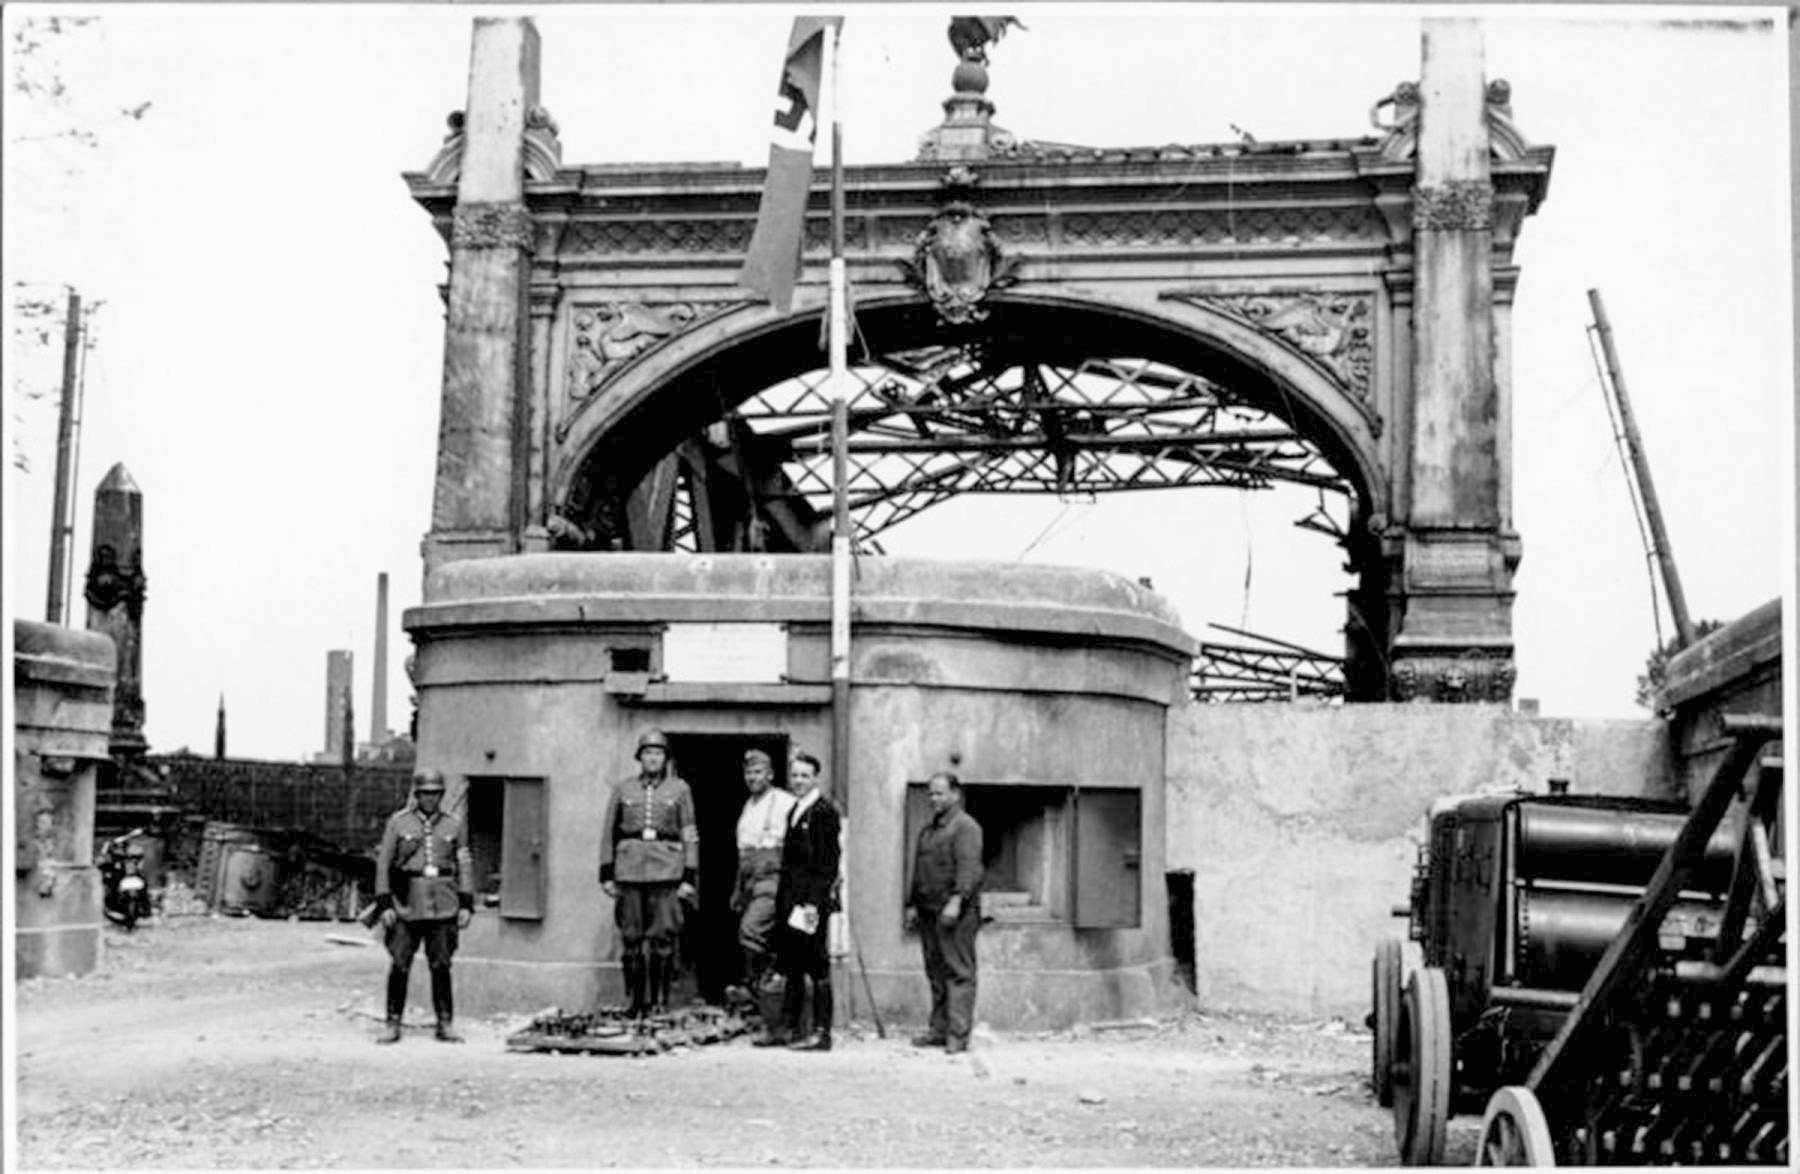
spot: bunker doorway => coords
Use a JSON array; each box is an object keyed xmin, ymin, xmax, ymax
[{"xmin": 668, "ymin": 732, "xmax": 790, "ymax": 1006}]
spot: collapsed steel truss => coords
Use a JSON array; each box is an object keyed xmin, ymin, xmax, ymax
[
  {"xmin": 634, "ymin": 340, "xmax": 1358, "ymax": 702},
  {"xmin": 1193, "ymin": 624, "xmax": 1348, "ymax": 704},
  {"xmin": 661, "ymin": 341, "xmax": 1354, "ymax": 555}
]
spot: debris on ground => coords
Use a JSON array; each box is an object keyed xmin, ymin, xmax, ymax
[{"xmin": 504, "ymin": 1004, "xmax": 749, "ymax": 1055}]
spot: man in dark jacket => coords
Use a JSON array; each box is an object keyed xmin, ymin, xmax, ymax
[
  {"xmin": 599, "ymin": 728, "xmax": 699, "ymax": 1016},
  {"xmin": 905, "ymin": 770, "xmax": 983, "ymax": 1053},
  {"xmin": 373, "ymin": 769, "xmax": 475, "ymax": 1044},
  {"xmin": 756, "ymin": 750, "xmax": 841, "ymax": 1051}
]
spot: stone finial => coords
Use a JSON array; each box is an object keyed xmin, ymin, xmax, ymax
[{"xmin": 917, "ymin": 17, "xmax": 1025, "ymax": 163}]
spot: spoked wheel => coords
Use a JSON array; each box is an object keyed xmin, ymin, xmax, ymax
[
  {"xmin": 1477, "ymin": 1086, "xmax": 1556, "ymax": 1166},
  {"xmin": 1372, "ymin": 937, "xmax": 1404, "ymax": 1107},
  {"xmin": 1392, "ymin": 967, "xmax": 1452, "ymax": 1166}
]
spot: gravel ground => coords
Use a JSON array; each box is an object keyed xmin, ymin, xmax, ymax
[{"xmin": 12, "ymin": 916, "xmax": 1481, "ymax": 1168}]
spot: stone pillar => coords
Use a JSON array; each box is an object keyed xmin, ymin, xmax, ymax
[
  {"xmin": 82, "ymin": 462, "xmax": 147, "ymax": 757},
  {"xmin": 14, "ymin": 621, "xmax": 115, "ymax": 978},
  {"xmin": 1391, "ymin": 19, "xmax": 1518, "ymax": 703},
  {"xmin": 426, "ymin": 17, "xmax": 541, "ymax": 575}
]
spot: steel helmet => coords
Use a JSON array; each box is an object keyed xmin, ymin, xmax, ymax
[
  {"xmin": 635, "ymin": 729, "xmax": 670, "ymax": 756},
  {"xmin": 413, "ymin": 769, "xmax": 447, "ymax": 793}
]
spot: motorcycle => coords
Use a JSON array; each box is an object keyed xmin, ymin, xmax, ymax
[{"xmin": 99, "ymin": 829, "xmax": 154, "ymax": 930}]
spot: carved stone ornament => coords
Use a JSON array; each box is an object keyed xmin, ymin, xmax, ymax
[
  {"xmin": 424, "ymin": 106, "xmax": 562, "ymax": 185},
  {"xmin": 1391, "ymin": 651, "xmax": 1516, "ymax": 703},
  {"xmin": 898, "ymin": 201, "xmax": 1022, "ymax": 325},
  {"xmin": 1412, "ymin": 181, "xmax": 1495, "ymax": 232},
  {"xmin": 83, "ymin": 543, "xmax": 147, "ymax": 620},
  {"xmin": 1369, "ymin": 81, "xmax": 1420, "ymax": 162},
  {"xmin": 555, "ymin": 301, "xmax": 711, "ymax": 441},
  {"xmin": 452, "ymin": 201, "xmax": 535, "ymax": 250},
  {"xmin": 1168, "ymin": 292, "xmax": 1374, "ymax": 403},
  {"xmin": 1370, "ymin": 79, "xmax": 1530, "ymax": 163}
]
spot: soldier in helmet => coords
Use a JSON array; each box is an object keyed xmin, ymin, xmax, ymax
[
  {"xmin": 373, "ymin": 768, "xmax": 474, "ymax": 1044},
  {"xmin": 599, "ymin": 728, "xmax": 699, "ymax": 1016}
]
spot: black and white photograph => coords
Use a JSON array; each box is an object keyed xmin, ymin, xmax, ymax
[{"xmin": 5, "ymin": 2, "xmax": 1793, "ymax": 1168}]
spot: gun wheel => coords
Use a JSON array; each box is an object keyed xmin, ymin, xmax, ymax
[
  {"xmin": 1372, "ymin": 937, "xmax": 1404, "ymax": 1107},
  {"xmin": 1393, "ymin": 966, "xmax": 1452, "ymax": 1166},
  {"xmin": 1478, "ymin": 1086, "xmax": 1555, "ymax": 1166}
]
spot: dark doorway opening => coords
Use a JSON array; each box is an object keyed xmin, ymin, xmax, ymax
[{"xmin": 668, "ymin": 732, "xmax": 789, "ymax": 1005}]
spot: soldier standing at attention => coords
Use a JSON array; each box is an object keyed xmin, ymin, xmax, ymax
[
  {"xmin": 373, "ymin": 769, "xmax": 474, "ymax": 1044},
  {"xmin": 599, "ymin": 729, "xmax": 698, "ymax": 1016},
  {"xmin": 905, "ymin": 770, "xmax": 984, "ymax": 1053}
]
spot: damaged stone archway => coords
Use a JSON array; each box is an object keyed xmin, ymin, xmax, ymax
[
  {"xmin": 407, "ymin": 17, "xmax": 1549, "ymax": 703},
  {"xmin": 398, "ymin": 16, "xmax": 1555, "ymax": 1026},
  {"xmin": 551, "ymin": 290, "xmax": 1394, "ymax": 695}
]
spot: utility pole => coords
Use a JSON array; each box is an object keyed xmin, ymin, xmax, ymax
[
  {"xmin": 45, "ymin": 289, "xmax": 83, "ymax": 624},
  {"xmin": 1587, "ymin": 288, "xmax": 1696, "ymax": 648}
]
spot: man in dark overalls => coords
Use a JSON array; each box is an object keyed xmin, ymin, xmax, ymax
[
  {"xmin": 599, "ymin": 728, "xmax": 699, "ymax": 1016},
  {"xmin": 373, "ymin": 769, "xmax": 474, "ymax": 1044},
  {"xmin": 906, "ymin": 770, "xmax": 984, "ymax": 1053}
]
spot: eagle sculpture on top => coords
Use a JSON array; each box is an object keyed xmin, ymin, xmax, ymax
[{"xmin": 948, "ymin": 16, "xmax": 1026, "ymax": 63}]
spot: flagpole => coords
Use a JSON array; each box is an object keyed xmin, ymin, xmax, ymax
[{"xmin": 825, "ymin": 21, "xmax": 852, "ymax": 819}]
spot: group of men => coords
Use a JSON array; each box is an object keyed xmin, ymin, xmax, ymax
[{"xmin": 369, "ymin": 731, "xmax": 987, "ymax": 1054}]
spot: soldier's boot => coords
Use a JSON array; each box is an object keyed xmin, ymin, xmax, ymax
[
  {"xmin": 622, "ymin": 952, "xmax": 647, "ymax": 1018},
  {"xmin": 648, "ymin": 950, "xmax": 672, "ymax": 1014},
  {"xmin": 789, "ymin": 980, "xmax": 833, "ymax": 1051},
  {"xmin": 730, "ymin": 952, "xmax": 767, "ymax": 1015},
  {"xmin": 430, "ymin": 968, "xmax": 463, "ymax": 1043},
  {"xmin": 377, "ymin": 966, "xmax": 407, "ymax": 1043},
  {"xmin": 751, "ymin": 973, "xmax": 792, "ymax": 1046}
]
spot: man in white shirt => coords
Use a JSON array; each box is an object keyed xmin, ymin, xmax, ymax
[{"xmin": 727, "ymin": 749, "xmax": 795, "ymax": 1012}]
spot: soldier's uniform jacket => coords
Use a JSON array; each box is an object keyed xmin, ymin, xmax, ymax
[
  {"xmin": 375, "ymin": 806, "xmax": 474, "ymax": 921},
  {"xmin": 600, "ymin": 771, "xmax": 699, "ymax": 884}
]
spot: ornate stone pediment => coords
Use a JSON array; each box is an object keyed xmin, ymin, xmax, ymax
[
  {"xmin": 423, "ymin": 105, "xmax": 563, "ymax": 186},
  {"xmin": 1164, "ymin": 291, "xmax": 1375, "ymax": 405},
  {"xmin": 897, "ymin": 201, "xmax": 1021, "ymax": 325}
]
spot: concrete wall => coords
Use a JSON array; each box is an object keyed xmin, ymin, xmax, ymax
[
  {"xmin": 407, "ymin": 553, "xmax": 1195, "ymax": 1028},
  {"xmin": 1166, "ymin": 702, "xmax": 1670, "ymax": 1018},
  {"xmin": 14, "ymin": 621, "xmax": 116, "ymax": 978}
]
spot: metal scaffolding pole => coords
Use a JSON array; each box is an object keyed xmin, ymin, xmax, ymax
[{"xmin": 1587, "ymin": 288, "xmax": 1695, "ymax": 648}]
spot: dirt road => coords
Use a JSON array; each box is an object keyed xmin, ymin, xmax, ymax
[{"xmin": 13, "ymin": 916, "xmax": 1477, "ymax": 1167}]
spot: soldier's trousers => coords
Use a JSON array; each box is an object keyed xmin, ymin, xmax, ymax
[
  {"xmin": 917, "ymin": 903, "xmax": 979, "ymax": 1044},
  {"xmin": 615, "ymin": 882, "xmax": 683, "ymax": 956},
  {"xmin": 386, "ymin": 917, "xmax": 458, "ymax": 1021}
]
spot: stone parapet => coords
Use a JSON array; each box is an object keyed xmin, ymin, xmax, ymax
[{"xmin": 14, "ymin": 621, "xmax": 116, "ymax": 979}]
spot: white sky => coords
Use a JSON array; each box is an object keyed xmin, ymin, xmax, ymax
[{"xmin": 4, "ymin": 4, "xmax": 1791, "ymax": 760}]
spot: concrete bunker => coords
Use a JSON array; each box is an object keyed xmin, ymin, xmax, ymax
[{"xmin": 405, "ymin": 553, "xmax": 1195, "ymax": 1027}]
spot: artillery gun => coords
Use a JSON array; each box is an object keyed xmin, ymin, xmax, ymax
[{"xmin": 1372, "ymin": 715, "xmax": 1786, "ymax": 1165}]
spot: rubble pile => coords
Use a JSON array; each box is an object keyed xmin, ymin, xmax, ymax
[{"xmin": 506, "ymin": 1004, "xmax": 750, "ymax": 1056}]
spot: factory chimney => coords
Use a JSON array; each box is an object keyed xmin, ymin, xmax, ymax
[{"xmin": 372, "ymin": 572, "xmax": 391, "ymax": 743}]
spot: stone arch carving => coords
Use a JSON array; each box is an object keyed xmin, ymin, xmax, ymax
[{"xmin": 549, "ymin": 287, "xmax": 1389, "ymax": 525}]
